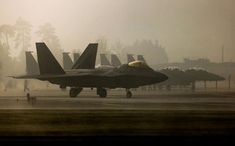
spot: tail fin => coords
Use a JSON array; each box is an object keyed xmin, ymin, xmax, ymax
[
  {"xmin": 100, "ymin": 54, "xmax": 111, "ymax": 66},
  {"xmin": 127, "ymin": 54, "xmax": 135, "ymax": 63},
  {"xmin": 111, "ymin": 54, "xmax": 122, "ymax": 67},
  {"xmin": 73, "ymin": 53, "xmax": 80, "ymax": 62},
  {"xmin": 72, "ymin": 43, "xmax": 98, "ymax": 69},
  {"xmin": 25, "ymin": 51, "xmax": 40, "ymax": 75},
  {"xmin": 63, "ymin": 52, "xmax": 73, "ymax": 70},
  {"xmin": 36, "ymin": 42, "xmax": 65, "ymax": 75},
  {"xmin": 137, "ymin": 55, "xmax": 146, "ymax": 63}
]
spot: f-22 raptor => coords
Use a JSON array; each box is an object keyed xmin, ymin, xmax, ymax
[{"xmin": 13, "ymin": 42, "xmax": 168, "ymax": 98}]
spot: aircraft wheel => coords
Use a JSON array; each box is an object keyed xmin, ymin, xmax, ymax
[
  {"xmin": 126, "ymin": 90, "xmax": 132, "ymax": 98},
  {"xmin": 60, "ymin": 85, "xmax": 67, "ymax": 91},
  {"xmin": 69, "ymin": 87, "xmax": 82, "ymax": 98},
  {"xmin": 166, "ymin": 85, "xmax": 171, "ymax": 91},
  {"xmin": 97, "ymin": 88, "xmax": 107, "ymax": 98}
]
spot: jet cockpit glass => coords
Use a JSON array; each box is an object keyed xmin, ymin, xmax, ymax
[{"xmin": 128, "ymin": 61, "xmax": 149, "ymax": 68}]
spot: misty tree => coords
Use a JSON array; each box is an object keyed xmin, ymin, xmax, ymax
[
  {"xmin": 96, "ymin": 38, "xmax": 108, "ymax": 54},
  {"xmin": 14, "ymin": 17, "xmax": 32, "ymax": 56},
  {"xmin": 36, "ymin": 23, "xmax": 62, "ymax": 62},
  {"xmin": 111, "ymin": 40, "xmax": 124, "ymax": 55},
  {"xmin": 0, "ymin": 24, "xmax": 15, "ymax": 49},
  {"xmin": 96, "ymin": 38, "xmax": 110, "ymax": 66},
  {"xmin": 0, "ymin": 25, "xmax": 15, "ymax": 73},
  {"xmin": 122, "ymin": 39, "xmax": 168, "ymax": 65},
  {"xmin": 0, "ymin": 25, "xmax": 16, "ymax": 89}
]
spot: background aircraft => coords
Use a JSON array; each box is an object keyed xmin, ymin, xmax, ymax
[
  {"xmin": 127, "ymin": 54, "xmax": 135, "ymax": 63},
  {"xmin": 63, "ymin": 52, "xmax": 73, "ymax": 70},
  {"xmin": 111, "ymin": 54, "xmax": 122, "ymax": 67}
]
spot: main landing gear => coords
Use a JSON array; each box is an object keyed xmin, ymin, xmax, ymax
[
  {"xmin": 97, "ymin": 87, "xmax": 107, "ymax": 98},
  {"xmin": 69, "ymin": 87, "xmax": 83, "ymax": 97},
  {"xmin": 126, "ymin": 89, "xmax": 132, "ymax": 98}
]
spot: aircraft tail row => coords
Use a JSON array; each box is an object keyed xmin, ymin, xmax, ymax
[
  {"xmin": 99, "ymin": 54, "xmax": 122, "ymax": 67},
  {"xmin": 26, "ymin": 43, "xmax": 98, "ymax": 75}
]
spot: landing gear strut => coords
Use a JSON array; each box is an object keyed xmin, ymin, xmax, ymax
[
  {"xmin": 69, "ymin": 87, "xmax": 83, "ymax": 97},
  {"xmin": 126, "ymin": 89, "xmax": 132, "ymax": 98},
  {"xmin": 97, "ymin": 88, "xmax": 107, "ymax": 98}
]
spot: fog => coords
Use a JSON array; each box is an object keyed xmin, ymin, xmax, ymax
[{"xmin": 0, "ymin": 0, "xmax": 234, "ymax": 62}]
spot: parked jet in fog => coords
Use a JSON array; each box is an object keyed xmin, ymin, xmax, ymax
[
  {"xmin": 13, "ymin": 42, "xmax": 168, "ymax": 98},
  {"xmin": 111, "ymin": 54, "xmax": 122, "ymax": 67},
  {"xmin": 25, "ymin": 51, "xmax": 39, "ymax": 75},
  {"xmin": 127, "ymin": 54, "xmax": 135, "ymax": 63}
]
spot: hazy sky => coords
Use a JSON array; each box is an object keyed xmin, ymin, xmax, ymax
[{"xmin": 0, "ymin": 0, "xmax": 234, "ymax": 62}]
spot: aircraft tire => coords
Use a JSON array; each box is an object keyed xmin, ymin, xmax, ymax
[
  {"xmin": 97, "ymin": 88, "xmax": 107, "ymax": 98},
  {"xmin": 126, "ymin": 90, "xmax": 132, "ymax": 98}
]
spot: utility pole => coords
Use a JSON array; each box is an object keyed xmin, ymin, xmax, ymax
[
  {"xmin": 222, "ymin": 46, "xmax": 224, "ymax": 63},
  {"xmin": 228, "ymin": 74, "xmax": 231, "ymax": 90}
]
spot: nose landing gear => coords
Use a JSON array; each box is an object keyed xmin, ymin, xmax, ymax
[
  {"xmin": 126, "ymin": 89, "xmax": 132, "ymax": 98},
  {"xmin": 97, "ymin": 87, "xmax": 107, "ymax": 98}
]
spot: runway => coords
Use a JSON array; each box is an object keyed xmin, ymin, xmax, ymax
[
  {"xmin": 0, "ymin": 90, "xmax": 235, "ymax": 137},
  {"xmin": 0, "ymin": 90, "xmax": 235, "ymax": 111}
]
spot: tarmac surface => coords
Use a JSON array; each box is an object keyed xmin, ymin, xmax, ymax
[{"xmin": 0, "ymin": 90, "xmax": 235, "ymax": 137}]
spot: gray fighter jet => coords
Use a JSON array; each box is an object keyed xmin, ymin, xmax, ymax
[
  {"xmin": 63, "ymin": 52, "xmax": 73, "ymax": 70},
  {"xmin": 73, "ymin": 53, "xmax": 80, "ymax": 63},
  {"xmin": 25, "ymin": 51, "xmax": 39, "ymax": 75},
  {"xmin": 111, "ymin": 54, "xmax": 122, "ymax": 67},
  {"xmin": 127, "ymin": 54, "xmax": 135, "ymax": 63},
  {"xmin": 100, "ymin": 54, "xmax": 111, "ymax": 66},
  {"xmin": 13, "ymin": 42, "xmax": 168, "ymax": 98},
  {"xmin": 62, "ymin": 52, "xmax": 81, "ymax": 70}
]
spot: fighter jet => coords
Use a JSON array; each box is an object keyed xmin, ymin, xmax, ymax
[
  {"xmin": 100, "ymin": 54, "xmax": 111, "ymax": 66},
  {"xmin": 73, "ymin": 53, "xmax": 80, "ymax": 63},
  {"xmin": 111, "ymin": 54, "xmax": 122, "ymax": 67},
  {"xmin": 137, "ymin": 55, "xmax": 146, "ymax": 63},
  {"xmin": 158, "ymin": 67, "xmax": 225, "ymax": 91},
  {"xmin": 185, "ymin": 68, "xmax": 225, "ymax": 82},
  {"xmin": 158, "ymin": 67, "xmax": 193, "ymax": 90},
  {"xmin": 62, "ymin": 52, "xmax": 81, "ymax": 70},
  {"xmin": 25, "ymin": 51, "xmax": 39, "ymax": 75},
  {"xmin": 97, "ymin": 54, "xmax": 115, "ymax": 69},
  {"xmin": 63, "ymin": 52, "xmax": 73, "ymax": 70},
  {"xmin": 13, "ymin": 42, "xmax": 168, "ymax": 98},
  {"xmin": 127, "ymin": 54, "xmax": 135, "ymax": 63}
]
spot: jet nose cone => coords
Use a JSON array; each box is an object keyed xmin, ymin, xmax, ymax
[{"xmin": 155, "ymin": 72, "xmax": 168, "ymax": 82}]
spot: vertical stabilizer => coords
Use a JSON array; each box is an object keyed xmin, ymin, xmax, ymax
[
  {"xmin": 111, "ymin": 54, "xmax": 122, "ymax": 67},
  {"xmin": 72, "ymin": 43, "xmax": 98, "ymax": 69},
  {"xmin": 63, "ymin": 52, "xmax": 73, "ymax": 70},
  {"xmin": 100, "ymin": 54, "xmax": 111, "ymax": 66},
  {"xmin": 127, "ymin": 54, "xmax": 135, "ymax": 63},
  {"xmin": 36, "ymin": 42, "xmax": 65, "ymax": 75},
  {"xmin": 137, "ymin": 55, "xmax": 146, "ymax": 63},
  {"xmin": 73, "ymin": 53, "xmax": 80, "ymax": 63},
  {"xmin": 25, "ymin": 51, "xmax": 40, "ymax": 75}
]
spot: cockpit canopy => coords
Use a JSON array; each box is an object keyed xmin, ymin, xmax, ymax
[{"xmin": 128, "ymin": 61, "xmax": 149, "ymax": 68}]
